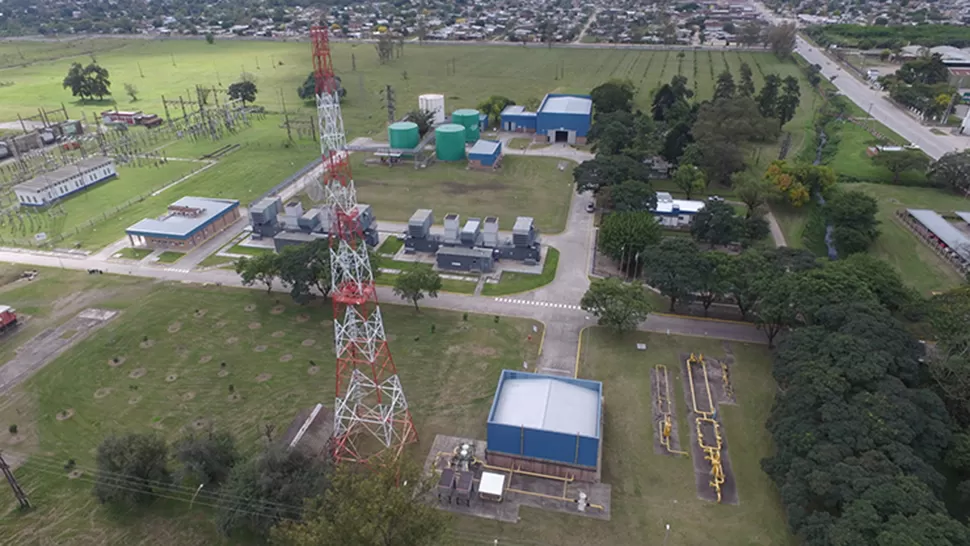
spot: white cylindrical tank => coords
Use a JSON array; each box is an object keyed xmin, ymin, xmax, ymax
[{"xmin": 419, "ymin": 93, "xmax": 446, "ymax": 125}]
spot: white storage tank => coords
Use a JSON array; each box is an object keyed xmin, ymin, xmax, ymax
[{"xmin": 419, "ymin": 93, "xmax": 446, "ymax": 125}]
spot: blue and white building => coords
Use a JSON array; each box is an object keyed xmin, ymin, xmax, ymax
[
  {"xmin": 500, "ymin": 93, "xmax": 593, "ymax": 145},
  {"xmin": 652, "ymin": 192, "xmax": 706, "ymax": 227},
  {"xmin": 126, "ymin": 196, "xmax": 241, "ymax": 250},
  {"xmin": 467, "ymin": 139, "xmax": 503, "ymax": 169},
  {"xmin": 15, "ymin": 157, "xmax": 117, "ymax": 207}
]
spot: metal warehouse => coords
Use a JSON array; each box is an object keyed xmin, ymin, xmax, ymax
[
  {"xmin": 486, "ymin": 370, "xmax": 603, "ymax": 482},
  {"xmin": 467, "ymin": 140, "xmax": 502, "ymax": 169},
  {"xmin": 14, "ymin": 157, "xmax": 117, "ymax": 207},
  {"xmin": 500, "ymin": 93, "xmax": 592, "ymax": 145},
  {"xmin": 126, "ymin": 196, "xmax": 241, "ymax": 250}
]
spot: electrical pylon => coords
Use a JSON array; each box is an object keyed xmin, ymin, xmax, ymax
[{"xmin": 311, "ymin": 25, "xmax": 417, "ymax": 465}]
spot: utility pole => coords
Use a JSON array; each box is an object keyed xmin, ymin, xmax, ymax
[
  {"xmin": 351, "ymin": 53, "xmax": 356, "ymax": 72},
  {"xmin": 280, "ymin": 90, "xmax": 293, "ymax": 142},
  {"xmin": 0, "ymin": 451, "xmax": 30, "ymax": 510},
  {"xmin": 381, "ymin": 85, "xmax": 396, "ymax": 123}
]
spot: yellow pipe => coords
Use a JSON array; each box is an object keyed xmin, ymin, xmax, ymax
[{"xmin": 505, "ymin": 487, "xmax": 605, "ymax": 510}]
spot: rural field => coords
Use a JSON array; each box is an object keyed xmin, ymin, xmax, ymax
[
  {"xmin": 450, "ymin": 328, "xmax": 792, "ymax": 546},
  {"xmin": 0, "ymin": 266, "xmax": 542, "ymax": 544}
]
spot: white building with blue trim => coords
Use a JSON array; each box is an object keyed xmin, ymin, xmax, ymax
[
  {"xmin": 652, "ymin": 192, "xmax": 706, "ymax": 227},
  {"xmin": 14, "ymin": 157, "xmax": 117, "ymax": 207}
]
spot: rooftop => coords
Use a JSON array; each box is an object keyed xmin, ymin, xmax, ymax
[
  {"xmin": 653, "ymin": 192, "xmax": 706, "ymax": 214},
  {"xmin": 15, "ymin": 157, "xmax": 114, "ymax": 192},
  {"xmin": 436, "ymin": 246, "xmax": 493, "ymax": 258},
  {"xmin": 501, "ymin": 105, "xmax": 536, "ymax": 117},
  {"xmin": 469, "ymin": 140, "xmax": 501, "ymax": 156},
  {"xmin": 489, "ymin": 371, "xmax": 601, "ymax": 438},
  {"xmin": 126, "ymin": 196, "xmax": 239, "ymax": 238},
  {"xmin": 540, "ymin": 94, "xmax": 593, "ymax": 115},
  {"xmin": 909, "ymin": 209, "xmax": 970, "ymax": 261}
]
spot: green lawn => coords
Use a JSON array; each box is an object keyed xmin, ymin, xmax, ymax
[
  {"xmin": 829, "ymin": 121, "xmax": 927, "ymax": 184},
  {"xmin": 197, "ymin": 254, "xmax": 236, "ymax": 269},
  {"xmin": 114, "ymin": 247, "xmax": 152, "ymax": 260},
  {"xmin": 451, "ymin": 329, "xmax": 793, "ymax": 546},
  {"xmin": 351, "ymin": 154, "xmax": 575, "ymax": 233},
  {"xmin": 377, "ymin": 236, "xmax": 404, "ymax": 256},
  {"xmin": 0, "ymin": 268, "xmax": 541, "ymax": 545},
  {"xmin": 482, "ymin": 247, "xmax": 560, "ymax": 296},
  {"xmin": 155, "ymin": 250, "xmax": 184, "ymax": 264},
  {"xmin": 227, "ymin": 243, "xmax": 273, "ymax": 257}
]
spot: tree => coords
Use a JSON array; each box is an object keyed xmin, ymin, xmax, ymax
[
  {"xmin": 872, "ymin": 149, "xmax": 930, "ymax": 184},
  {"xmin": 763, "ymin": 161, "xmax": 810, "ymax": 207},
  {"xmin": 721, "ymin": 250, "xmax": 767, "ymax": 319},
  {"xmin": 205, "ymin": 32, "xmax": 215, "ymax": 44},
  {"xmin": 826, "ymin": 190, "xmax": 880, "ymax": 255},
  {"xmin": 218, "ymin": 446, "xmax": 331, "ymax": 538},
  {"xmin": 173, "ymin": 428, "xmax": 239, "ymax": 487},
  {"xmin": 94, "ymin": 433, "xmax": 171, "ymax": 506},
  {"xmin": 831, "ymin": 254, "xmax": 913, "ymax": 313},
  {"xmin": 63, "ymin": 61, "xmax": 111, "ymax": 100},
  {"xmin": 928, "ymin": 150, "xmax": 970, "ymax": 194},
  {"xmin": 740, "ymin": 214, "xmax": 770, "ymax": 247},
  {"xmin": 897, "ymin": 53, "xmax": 950, "ymax": 85},
  {"xmin": 607, "ymin": 180, "xmax": 656, "ymax": 212},
  {"xmin": 732, "ymin": 172, "xmax": 776, "ymax": 217},
  {"xmin": 236, "ymin": 253, "xmax": 280, "ymax": 294},
  {"xmin": 670, "ymin": 163, "xmax": 706, "ymax": 200},
  {"xmin": 660, "ymin": 121, "xmax": 694, "ymax": 164},
  {"xmin": 691, "ymin": 97, "xmax": 776, "ymax": 185},
  {"xmin": 776, "ymin": 76, "xmax": 801, "ymax": 126},
  {"xmin": 651, "ymin": 75, "xmax": 693, "ymax": 121},
  {"xmin": 738, "ymin": 21, "xmax": 765, "ymax": 46},
  {"xmin": 277, "ymin": 240, "xmax": 331, "ymax": 304},
  {"xmin": 765, "ymin": 22, "xmax": 797, "ymax": 58},
  {"xmin": 691, "ymin": 199, "xmax": 743, "ymax": 248},
  {"xmin": 598, "ymin": 211, "xmax": 663, "ymax": 271},
  {"xmin": 124, "ymin": 82, "xmax": 138, "ymax": 102},
  {"xmin": 573, "ymin": 154, "xmax": 649, "ymax": 194},
  {"xmin": 228, "ymin": 80, "xmax": 257, "ymax": 105},
  {"xmin": 696, "ymin": 252, "xmax": 731, "ymax": 316},
  {"xmin": 738, "ymin": 62, "xmax": 755, "ymax": 97},
  {"xmin": 270, "ymin": 459, "xmax": 448, "ymax": 546},
  {"xmin": 62, "ymin": 62, "xmax": 86, "ymax": 99},
  {"xmin": 754, "ymin": 274, "xmax": 797, "ymax": 347},
  {"xmin": 393, "ymin": 268, "xmax": 442, "ymax": 311},
  {"xmin": 580, "ymin": 277, "xmax": 653, "ymax": 333},
  {"xmin": 298, "ymin": 73, "xmax": 345, "ymax": 101},
  {"xmin": 756, "ymin": 74, "xmax": 781, "ymax": 119},
  {"xmin": 375, "ymin": 33, "xmax": 395, "ymax": 64},
  {"xmin": 405, "ymin": 109, "xmax": 435, "ymax": 136},
  {"xmin": 587, "ymin": 111, "xmax": 636, "ymax": 156},
  {"xmin": 642, "ymin": 238, "xmax": 704, "ymax": 312},
  {"xmin": 713, "ymin": 70, "xmax": 736, "ymax": 101},
  {"xmin": 477, "ymin": 95, "xmax": 515, "ymax": 126},
  {"xmin": 590, "ymin": 79, "xmax": 635, "ymax": 114}
]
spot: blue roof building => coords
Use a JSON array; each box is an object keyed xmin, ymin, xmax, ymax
[
  {"xmin": 499, "ymin": 93, "xmax": 592, "ymax": 145},
  {"xmin": 126, "ymin": 196, "xmax": 241, "ymax": 250},
  {"xmin": 467, "ymin": 139, "xmax": 502, "ymax": 169}
]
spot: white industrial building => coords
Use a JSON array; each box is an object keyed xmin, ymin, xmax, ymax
[
  {"xmin": 14, "ymin": 157, "xmax": 117, "ymax": 207},
  {"xmin": 651, "ymin": 192, "xmax": 705, "ymax": 227}
]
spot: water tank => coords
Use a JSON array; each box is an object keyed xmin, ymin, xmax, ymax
[
  {"xmin": 452, "ymin": 109, "xmax": 480, "ymax": 143},
  {"xmin": 435, "ymin": 124, "xmax": 466, "ymax": 161},
  {"xmin": 388, "ymin": 121, "xmax": 420, "ymax": 149},
  {"xmin": 419, "ymin": 94, "xmax": 446, "ymax": 125}
]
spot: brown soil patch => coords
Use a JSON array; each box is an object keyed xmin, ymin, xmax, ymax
[
  {"xmin": 165, "ymin": 374, "xmax": 178, "ymax": 383},
  {"xmin": 5, "ymin": 434, "xmax": 24, "ymax": 445},
  {"xmin": 217, "ymin": 369, "xmax": 230, "ymax": 377},
  {"xmin": 68, "ymin": 470, "xmax": 83, "ymax": 480},
  {"xmin": 256, "ymin": 373, "xmax": 272, "ymax": 383},
  {"xmin": 279, "ymin": 354, "xmax": 293, "ymax": 362},
  {"xmin": 56, "ymin": 409, "xmax": 75, "ymax": 421},
  {"xmin": 302, "ymin": 339, "xmax": 316, "ymax": 347},
  {"xmin": 128, "ymin": 395, "xmax": 141, "ymax": 405},
  {"xmin": 307, "ymin": 365, "xmax": 320, "ymax": 375},
  {"xmin": 253, "ymin": 345, "xmax": 267, "ymax": 353},
  {"xmin": 94, "ymin": 387, "xmax": 112, "ymax": 399},
  {"xmin": 270, "ymin": 305, "xmax": 286, "ymax": 315},
  {"xmin": 194, "ymin": 309, "xmax": 208, "ymax": 318},
  {"xmin": 108, "ymin": 356, "xmax": 126, "ymax": 368},
  {"xmin": 271, "ymin": 330, "xmax": 286, "ymax": 338},
  {"xmin": 167, "ymin": 321, "xmax": 182, "ymax": 334},
  {"xmin": 182, "ymin": 392, "xmax": 196, "ymax": 401},
  {"xmin": 129, "ymin": 368, "xmax": 147, "ymax": 379},
  {"xmin": 192, "ymin": 418, "xmax": 207, "ymax": 429},
  {"xmin": 199, "ymin": 355, "xmax": 212, "ymax": 364},
  {"xmin": 215, "ymin": 320, "xmax": 228, "ymax": 328},
  {"xmin": 296, "ymin": 313, "xmax": 310, "ymax": 323},
  {"xmin": 228, "ymin": 393, "xmax": 241, "ymax": 402},
  {"xmin": 244, "ymin": 304, "xmax": 256, "ymax": 312},
  {"xmin": 226, "ymin": 336, "xmax": 239, "ymax": 344},
  {"xmin": 248, "ymin": 322, "xmax": 262, "ymax": 330},
  {"xmin": 140, "ymin": 339, "xmax": 155, "ymax": 349}
]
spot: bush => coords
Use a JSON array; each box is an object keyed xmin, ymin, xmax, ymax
[{"xmin": 8, "ymin": 424, "xmax": 17, "ymax": 434}]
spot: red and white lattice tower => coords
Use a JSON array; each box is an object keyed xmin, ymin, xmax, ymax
[{"xmin": 311, "ymin": 25, "xmax": 417, "ymax": 464}]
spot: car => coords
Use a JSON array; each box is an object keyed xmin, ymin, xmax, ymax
[{"xmin": 585, "ymin": 202, "xmax": 596, "ymax": 213}]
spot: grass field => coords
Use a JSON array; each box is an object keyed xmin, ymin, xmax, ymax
[
  {"xmin": 482, "ymin": 247, "xmax": 560, "ymax": 296},
  {"xmin": 155, "ymin": 250, "xmax": 184, "ymax": 263},
  {"xmin": 0, "ymin": 267, "xmax": 541, "ymax": 544},
  {"xmin": 352, "ymin": 154, "xmax": 575, "ymax": 233},
  {"xmin": 829, "ymin": 121, "xmax": 927, "ymax": 184},
  {"xmin": 450, "ymin": 328, "xmax": 792, "ymax": 546},
  {"xmin": 114, "ymin": 247, "xmax": 152, "ymax": 260}
]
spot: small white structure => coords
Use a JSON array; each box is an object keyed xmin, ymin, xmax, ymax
[
  {"xmin": 419, "ymin": 93, "xmax": 446, "ymax": 125},
  {"xmin": 478, "ymin": 471, "xmax": 506, "ymax": 502},
  {"xmin": 14, "ymin": 157, "xmax": 116, "ymax": 207},
  {"xmin": 651, "ymin": 192, "xmax": 705, "ymax": 227}
]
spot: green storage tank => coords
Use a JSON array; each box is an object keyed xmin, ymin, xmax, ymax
[
  {"xmin": 435, "ymin": 124, "xmax": 466, "ymax": 161},
  {"xmin": 452, "ymin": 109, "xmax": 480, "ymax": 142},
  {"xmin": 388, "ymin": 121, "xmax": 420, "ymax": 150}
]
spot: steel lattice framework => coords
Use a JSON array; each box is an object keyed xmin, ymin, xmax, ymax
[{"xmin": 311, "ymin": 25, "xmax": 417, "ymax": 464}]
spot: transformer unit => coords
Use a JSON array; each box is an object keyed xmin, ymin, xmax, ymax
[
  {"xmin": 512, "ymin": 217, "xmax": 537, "ymax": 247},
  {"xmin": 249, "ymin": 197, "xmax": 283, "ymax": 238},
  {"xmin": 247, "ymin": 197, "xmax": 379, "ymax": 249},
  {"xmin": 482, "ymin": 216, "xmax": 499, "ymax": 248},
  {"xmin": 443, "ymin": 213, "xmax": 461, "ymax": 245},
  {"xmin": 460, "ymin": 218, "xmax": 482, "ymax": 247}
]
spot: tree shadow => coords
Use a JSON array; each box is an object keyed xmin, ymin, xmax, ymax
[{"xmin": 69, "ymin": 98, "xmax": 116, "ymax": 108}]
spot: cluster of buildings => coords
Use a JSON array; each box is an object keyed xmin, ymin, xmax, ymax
[
  {"xmin": 500, "ymin": 94, "xmax": 592, "ymax": 146},
  {"xmin": 790, "ymin": 0, "xmax": 968, "ymax": 25},
  {"xmin": 0, "ymin": 119, "xmax": 84, "ymax": 162},
  {"xmin": 585, "ymin": 1, "xmax": 762, "ymax": 45},
  {"xmin": 248, "ymin": 196, "xmax": 379, "ymax": 252}
]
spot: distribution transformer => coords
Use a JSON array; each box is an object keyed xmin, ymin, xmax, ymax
[
  {"xmin": 247, "ymin": 196, "xmax": 379, "ymax": 252},
  {"xmin": 404, "ymin": 209, "xmax": 541, "ymax": 272}
]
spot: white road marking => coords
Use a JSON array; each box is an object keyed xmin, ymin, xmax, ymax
[
  {"xmin": 494, "ymin": 297, "xmax": 581, "ymax": 311},
  {"xmin": 165, "ymin": 268, "xmax": 191, "ymax": 274}
]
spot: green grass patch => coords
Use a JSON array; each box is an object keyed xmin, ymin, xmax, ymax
[
  {"xmin": 482, "ymin": 247, "xmax": 560, "ymax": 296},
  {"xmin": 113, "ymin": 247, "xmax": 152, "ymax": 260},
  {"xmin": 351, "ymin": 154, "xmax": 574, "ymax": 233},
  {"xmin": 197, "ymin": 254, "xmax": 236, "ymax": 269},
  {"xmin": 506, "ymin": 138, "xmax": 532, "ymax": 150},
  {"xmin": 155, "ymin": 251, "xmax": 184, "ymax": 264},
  {"xmin": 455, "ymin": 329, "xmax": 793, "ymax": 546},
  {"xmin": 0, "ymin": 270, "xmax": 541, "ymax": 544},
  {"xmin": 829, "ymin": 122, "xmax": 927, "ymax": 185},
  {"xmin": 377, "ymin": 236, "xmax": 404, "ymax": 256},
  {"xmin": 226, "ymin": 243, "xmax": 273, "ymax": 257}
]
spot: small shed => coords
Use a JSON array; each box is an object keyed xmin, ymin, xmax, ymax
[
  {"xmin": 436, "ymin": 246, "xmax": 494, "ymax": 273},
  {"xmin": 468, "ymin": 140, "xmax": 503, "ymax": 170},
  {"xmin": 478, "ymin": 471, "xmax": 506, "ymax": 502}
]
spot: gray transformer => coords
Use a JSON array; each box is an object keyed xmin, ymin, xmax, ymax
[
  {"xmin": 436, "ymin": 246, "xmax": 495, "ymax": 273},
  {"xmin": 250, "ymin": 197, "xmax": 283, "ymax": 238},
  {"xmin": 249, "ymin": 198, "xmax": 379, "ymax": 249},
  {"xmin": 406, "ymin": 209, "xmax": 440, "ymax": 253},
  {"xmin": 403, "ymin": 208, "xmax": 541, "ymax": 267}
]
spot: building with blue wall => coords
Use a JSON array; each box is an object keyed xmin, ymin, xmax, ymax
[
  {"xmin": 500, "ymin": 94, "xmax": 592, "ymax": 145},
  {"xmin": 467, "ymin": 139, "xmax": 502, "ymax": 169},
  {"xmin": 486, "ymin": 370, "xmax": 602, "ymax": 480},
  {"xmin": 126, "ymin": 196, "xmax": 241, "ymax": 250}
]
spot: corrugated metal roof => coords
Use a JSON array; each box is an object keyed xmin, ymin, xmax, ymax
[
  {"xmin": 468, "ymin": 140, "xmax": 501, "ymax": 156},
  {"xmin": 436, "ymin": 246, "xmax": 492, "ymax": 258},
  {"xmin": 126, "ymin": 196, "xmax": 239, "ymax": 238},
  {"xmin": 908, "ymin": 209, "xmax": 970, "ymax": 260},
  {"xmin": 14, "ymin": 157, "xmax": 114, "ymax": 192},
  {"xmin": 492, "ymin": 376, "xmax": 599, "ymax": 437},
  {"xmin": 540, "ymin": 96, "xmax": 592, "ymax": 115},
  {"xmin": 513, "ymin": 216, "xmax": 534, "ymax": 234},
  {"xmin": 653, "ymin": 192, "xmax": 705, "ymax": 214},
  {"xmin": 955, "ymin": 211, "xmax": 970, "ymax": 225}
]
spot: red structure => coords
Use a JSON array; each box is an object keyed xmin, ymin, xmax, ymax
[
  {"xmin": 311, "ymin": 25, "xmax": 417, "ymax": 465},
  {"xmin": 0, "ymin": 306, "xmax": 18, "ymax": 332}
]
